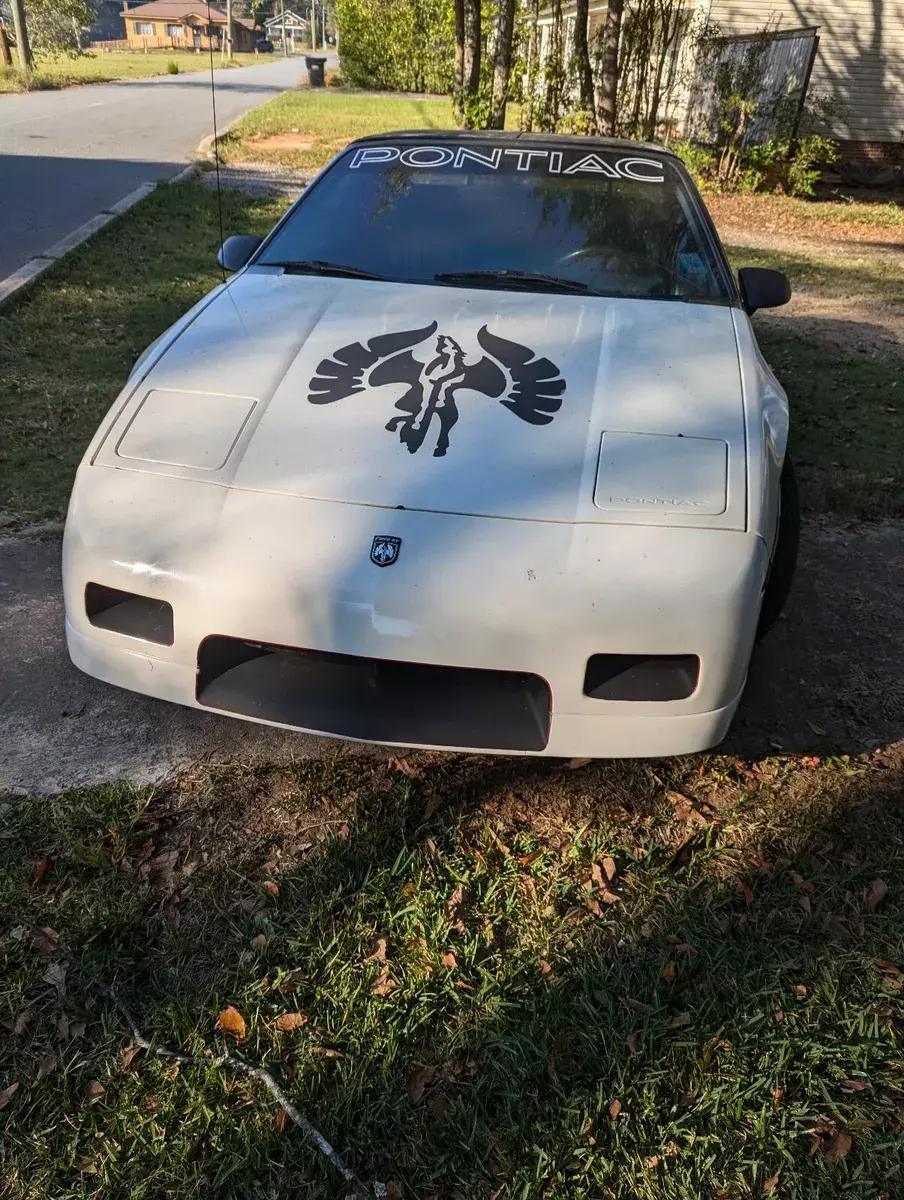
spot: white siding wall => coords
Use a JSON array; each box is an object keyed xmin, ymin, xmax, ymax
[{"xmin": 706, "ymin": 0, "xmax": 904, "ymax": 142}]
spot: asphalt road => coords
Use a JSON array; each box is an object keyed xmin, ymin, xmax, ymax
[{"xmin": 0, "ymin": 54, "xmax": 330, "ymax": 278}]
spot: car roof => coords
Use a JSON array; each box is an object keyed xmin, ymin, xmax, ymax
[{"xmin": 346, "ymin": 129, "xmax": 678, "ymax": 159}]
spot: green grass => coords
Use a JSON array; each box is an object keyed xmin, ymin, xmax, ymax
[
  {"xmin": 1, "ymin": 753, "xmax": 903, "ymax": 1197},
  {"xmin": 726, "ymin": 243, "xmax": 904, "ymax": 304},
  {"xmin": 0, "ymin": 182, "xmax": 285, "ymax": 529},
  {"xmin": 219, "ymin": 90, "xmax": 509, "ymax": 170},
  {"xmin": 0, "ymin": 50, "xmax": 269, "ymax": 93}
]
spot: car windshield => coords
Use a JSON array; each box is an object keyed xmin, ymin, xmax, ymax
[{"xmin": 257, "ymin": 141, "xmax": 731, "ymax": 302}]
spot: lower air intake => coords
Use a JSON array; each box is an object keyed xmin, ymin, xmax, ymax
[
  {"xmin": 85, "ymin": 583, "xmax": 174, "ymax": 646},
  {"xmin": 583, "ymin": 654, "xmax": 699, "ymax": 701},
  {"xmin": 197, "ymin": 637, "xmax": 552, "ymax": 751}
]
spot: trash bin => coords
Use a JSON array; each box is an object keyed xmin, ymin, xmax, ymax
[{"xmin": 305, "ymin": 55, "xmax": 327, "ymax": 87}]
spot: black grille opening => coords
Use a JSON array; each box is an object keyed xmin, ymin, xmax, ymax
[
  {"xmin": 583, "ymin": 654, "xmax": 699, "ymax": 701},
  {"xmin": 197, "ymin": 637, "xmax": 551, "ymax": 751},
  {"xmin": 85, "ymin": 583, "xmax": 174, "ymax": 646}
]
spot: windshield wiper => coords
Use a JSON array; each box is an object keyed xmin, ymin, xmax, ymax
[
  {"xmin": 264, "ymin": 260, "xmax": 388, "ymax": 281},
  {"xmin": 434, "ymin": 269, "xmax": 591, "ymax": 294}
]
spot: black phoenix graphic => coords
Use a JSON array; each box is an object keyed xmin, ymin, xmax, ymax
[{"xmin": 307, "ymin": 322, "xmax": 566, "ymax": 457}]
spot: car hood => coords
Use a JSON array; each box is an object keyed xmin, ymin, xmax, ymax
[{"xmin": 98, "ymin": 273, "xmax": 747, "ymax": 529}]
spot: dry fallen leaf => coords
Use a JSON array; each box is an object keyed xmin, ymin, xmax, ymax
[
  {"xmin": 407, "ymin": 1065, "xmax": 436, "ymax": 1103},
  {"xmin": 70, "ymin": 1022, "xmax": 86, "ymax": 1040},
  {"xmin": 601, "ymin": 856, "xmax": 618, "ymax": 884},
  {"xmin": 822, "ymin": 1131, "xmax": 852, "ymax": 1163},
  {"xmin": 772, "ymin": 1088, "xmax": 785, "ymax": 1109},
  {"xmin": 738, "ymin": 881, "xmax": 754, "ymax": 905},
  {"xmin": 33, "ymin": 856, "xmax": 50, "ymax": 887},
  {"xmin": 670, "ymin": 1011, "xmax": 692, "ymax": 1029},
  {"xmin": 389, "ymin": 756, "xmax": 423, "ymax": 780},
  {"xmin": 371, "ymin": 965, "xmax": 397, "ymax": 997},
  {"xmin": 261, "ymin": 880, "xmax": 280, "ymax": 899},
  {"xmin": 866, "ymin": 880, "xmax": 888, "ymax": 910},
  {"xmin": 627, "ymin": 1033, "xmax": 641, "ymax": 1055},
  {"xmin": 117, "ymin": 1043, "xmax": 141, "ymax": 1073},
  {"xmin": 601, "ymin": 887, "xmax": 620, "ymax": 905},
  {"xmin": 215, "ymin": 1006, "xmax": 247, "ymax": 1041},
  {"xmin": 645, "ymin": 1155, "xmax": 662, "ymax": 1169},
  {"xmin": 87, "ymin": 1080, "xmax": 105, "ymax": 1105},
  {"xmin": 42, "ymin": 961, "xmax": 67, "ymax": 998},
  {"xmin": 0, "ymin": 1082, "xmax": 20, "ymax": 1111},
  {"xmin": 608, "ymin": 1097, "xmax": 622, "ymax": 1119},
  {"xmin": 74, "ymin": 1157, "xmax": 98, "ymax": 1175},
  {"xmin": 35, "ymin": 1054, "xmax": 56, "ymax": 1081},
  {"xmin": 844, "ymin": 1079, "xmax": 872, "ymax": 1091},
  {"xmin": 275, "ymin": 1105, "xmax": 289, "ymax": 1133},
  {"xmin": 763, "ymin": 1172, "xmax": 780, "ymax": 1193},
  {"xmin": 539, "ymin": 959, "xmax": 554, "ymax": 982},
  {"xmin": 31, "ymin": 927, "xmax": 59, "ymax": 954},
  {"xmin": 792, "ymin": 984, "xmax": 808, "ymax": 997},
  {"xmin": 13, "ymin": 1010, "xmax": 31, "ymax": 1036},
  {"xmin": 57, "ymin": 1013, "xmax": 70, "ymax": 1041},
  {"xmin": 446, "ymin": 884, "xmax": 467, "ymax": 931},
  {"xmin": 662, "ymin": 961, "xmax": 676, "ymax": 982},
  {"xmin": 367, "ymin": 937, "xmax": 388, "ymax": 963},
  {"xmin": 440, "ymin": 952, "xmax": 457, "ymax": 969},
  {"xmin": 566, "ymin": 757, "xmax": 592, "ymax": 769},
  {"xmin": 626, "ymin": 997, "xmax": 651, "ymax": 1014},
  {"xmin": 251, "ymin": 934, "xmax": 268, "ymax": 952},
  {"xmin": 273, "ymin": 1011, "xmax": 307, "ymax": 1032},
  {"xmin": 875, "ymin": 959, "xmax": 901, "ymax": 976}
]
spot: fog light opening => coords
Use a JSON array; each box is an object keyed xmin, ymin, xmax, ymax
[
  {"xmin": 85, "ymin": 583, "xmax": 174, "ymax": 646},
  {"xmin": 583, "ymin": 654, "xmax": 699, "ymax": 702}
]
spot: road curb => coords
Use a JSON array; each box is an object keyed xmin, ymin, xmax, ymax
[{"xmin": 0, "ymin": 179, "xmax": 178, "ymax": 307}]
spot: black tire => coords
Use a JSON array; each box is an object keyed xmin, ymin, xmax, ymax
[{"xmin": 757, "ymin": 453, "xmax": 800, "ymax": 639}]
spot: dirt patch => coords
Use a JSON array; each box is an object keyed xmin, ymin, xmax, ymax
[
  {"xmin": 1, "ymin": 521, "xmax": 901, "ymax": 794},
  {"xmin": 246, "ymin": 133, "xmax": 350, "ymax": 153},
  {"xmin": 708, "ymin": 193, "xmax": 904, "ymax": 247}
]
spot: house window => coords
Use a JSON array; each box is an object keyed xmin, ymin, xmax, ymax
[
  {"xmin": 133, "ymin": 21, "xmax": 155, "ymax": 34},
  {"xmin": 164, "ymin": 23, "xmax": 182, "ymax": 36}
]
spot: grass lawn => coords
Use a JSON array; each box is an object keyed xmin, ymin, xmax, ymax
[
  {"xmin": 2, "ymin": 751, "xmax": 903, "ymax": 1197},
  {"xmin": 219, "ymin": 90, "xmax": 509, "ymax": 171},
  {"xmin": 0, "ymin": 50, "xmax": 269, "ymax": 93}
]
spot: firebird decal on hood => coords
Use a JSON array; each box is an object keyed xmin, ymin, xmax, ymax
[{"xmin": 307, "ymin": 323, "xmax": 566, "ymax": 458}]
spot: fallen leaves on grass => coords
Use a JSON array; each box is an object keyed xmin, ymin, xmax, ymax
[
  {"xmin": 35, "ymin": 1055, "xmax": 56, "ymax": 1081},
  {"xmin": 792, "ymin": 984, "xmax": 808, "ymax": 997},
  {"xmin": 117, "ymin": 1043, "xmax": 142, "ymax": 1073},
  {"xmin": 31, "ymin": 926, "xmax": 59, "ymax": 954},
  {"xmin": 251, "ymin": 934, "xmax": 268, "ymax": 952},
  {"xmin": 275, "ymin": 1105, "xmax": 289, "ymax": 1133},
  {"xmin": 440, "ymin": 952, "xmax": 457, "ymax": 969},
  {"xmin": 662, "ymin": 961, "xmax": 676, "ymax": 982},
  {"xmin": 627, "ymin": 1033, "xmax": 641, "ymax": 1055},
  {"xmin": 273, "ymin": 1012, "xmax": 307, "ymax": 1032},
  {"xmin": 608, "ymin": 1098, "xmax": 622, "ymax": 1119},
  {"xmin": 866, "ymin": 879, "xmax": 888, "ymax": 910},
  {"xmin": 407, "ymin": 1065, "xmax": 436, "ymax": 1103},
  {"xmin": 626, "ymin": 997, "xmax": 651, "ymax": 1014},
  {"xmin": 388, "ymin": 756, "xmax": 423, "ymax": 780},
  {"xmin": 670, "ymin": 1011, "xmax": 692, "ymax": 1029},
  {"xmin": 215, "ymin": 1006, "xmax": 247, "ymax": 1041},
  {"xmin": 74, "ymin": 1157, "xmax": 98, "ymax": 1174},
  {"xmin": 822, "ymin": 1131, "xmax": 853, "ymax": 1163},
  {"xmin": 13, "ymin": 1010, "xmax": 31, "ymax": 1035},
  {"xmin": 261, "ymin": 880, "xmax": 280, "ymax": 899},
  {"xmin": 763, "ymin": 1173, "xmax": 780, "ymax": 1193},
  {"xmin": 366, "ymin": 937, "xmax": 387, "ymax": 963},
  {"xmin": 42, "ymin": 961, "xmax": 67, "ymax": 997},
  {"xmin": 875, "ymin": 958, "xmax": 902, "ymax": 976},
  {"xmin": 33, "ymin": 856, "xmax": 50, "ymax": 887},
  {"xmin": 86, "ymin": 1081, "xmax": 105, "ymax": 1105},
  {"xmin": 446, "ymin": 884, "xmax": 467, "ymax": 933},
  {"xmin": 844, "ymin": 1079, "xmax": 872, "ymax": 1091},
  {"xmin": 0, "ymin": 1082, "xmax": 20, "ymax": 1111},
  {"xmin": 566, "ymin": 757, "xmax": 592, "ymax": 769},
  {"xmin": 539, "ymin": 959, "xmax": 555, "ymax": 982},
  {"xmin": 371, "ymin": 965, "xmax": 397, "ymax": 997}
]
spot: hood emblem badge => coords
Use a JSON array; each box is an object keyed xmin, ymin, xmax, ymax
[
  {"xmin": 308, "ymin": 323, "xmax": 565, "ymax": 458},
  {"xmin": 371, "ymin": 535, "xmax": 401, "ymax": 567}
]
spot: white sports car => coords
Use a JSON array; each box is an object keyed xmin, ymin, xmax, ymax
[{"xmin": 63, "ymin": 132, "xmax": 798, "ymax": 758}]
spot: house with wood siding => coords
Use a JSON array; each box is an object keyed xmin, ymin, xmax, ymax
[
  {"xmin": 539, "ymin": 0, "xmax": 904, "ymax": 160},
  {"xmin": 121, "ymin": 0, "xmax": 257, "ymax": 52}
]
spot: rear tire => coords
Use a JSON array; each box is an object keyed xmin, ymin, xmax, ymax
[{"xmin": 757, "ymin": 453, "xmax": 800, "ymax": 639}]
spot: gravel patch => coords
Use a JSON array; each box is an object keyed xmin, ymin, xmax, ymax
[{"xmin": 199, "ymin": 162, "xmax": 317, "ymax": 199}]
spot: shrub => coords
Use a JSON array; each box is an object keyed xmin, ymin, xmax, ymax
[
  {"xmin": 166, "ymin": 60, "xmax": 179, "ymax": 74},
  {"xmin": 671, "ymin": 139, "xmax": 716, "ymax": 185},
  {"xmin": 787, "ymin": 132, "xmax": 838, "ymax": 197},
  {"xmin": 336, "ymin": 0, "xmax": 453, "ymax": 94}
]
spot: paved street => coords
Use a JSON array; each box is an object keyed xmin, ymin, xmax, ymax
[{"xmin": 0, "ymin": 54, "xmax": 332, "ymax": 278}]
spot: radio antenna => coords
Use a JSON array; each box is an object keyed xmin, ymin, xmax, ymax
[{"xmin": 206, "ymin": 0, "xmax": 227, "ymax": 282}]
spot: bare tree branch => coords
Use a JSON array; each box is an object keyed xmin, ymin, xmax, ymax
[{"xmin": 102, "ymin": 987, "xmax": 371, "ymax": 1199}]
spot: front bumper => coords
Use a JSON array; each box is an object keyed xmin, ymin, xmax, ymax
[{"xmin": 63, "ymin": 469, "xmax": 768, "ymax": 758}]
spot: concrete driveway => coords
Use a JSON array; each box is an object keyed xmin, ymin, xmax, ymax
[{"xmin": 0, "ymin": 53, "xmax": 336, "ymax": 278}]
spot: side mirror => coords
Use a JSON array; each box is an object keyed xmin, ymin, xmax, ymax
[
  {"xmin": 738, "ymin": 267, "xmax": 791, "ymax": 314},
  {"xmin": 217, "ymin": 235, "xmax": 263, "ymax": 273}
]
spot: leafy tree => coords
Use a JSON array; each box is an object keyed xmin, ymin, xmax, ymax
[{"xmin": 24, "ymin": 0, "xmax": 97, "ymax": 55}]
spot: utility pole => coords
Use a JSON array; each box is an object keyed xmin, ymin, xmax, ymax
[
  {"xmin": 9, "ymin": 0, "xmax": 32, "ymax": 72},
  {"xmin": 279, "ymin": 0, "xmax": 287, "ymax": 55},
  {"xmin": 310, "ymin": 0, "xmax": 316, "ymax": 51},
  {"xmin": 225, "ymin": 0, "xmax": 233, "ymax": 59}
]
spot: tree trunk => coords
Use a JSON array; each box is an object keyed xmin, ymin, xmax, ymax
[
  {"xmin": 463, "ymin": 0, "xmax": 481, "ymax": 99},
  {"xmin": 488, "ymin": 0, "xmax": 515, "ymax": 130},
  {"xmin": 9, "ymin": 0, "xmax": 32, "ymax": 71},
  {"xmin": 572, "ymin": 0, "xmax": 595, "ymax": 127},
  {"xmin": 597, "ymin": 0, "xmax": 623, "ymax": 136},
  {"xmin": 0, "ymin": 23, "xmax": 12, "ymax": 67},
  {"xmin": 452, "ymin": 0, "xmax": 464, "ymax": 123}
]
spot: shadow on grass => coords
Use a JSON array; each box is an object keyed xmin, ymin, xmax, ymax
[{"xmin": 2, "ymin": 747, "xmax": 903, "ymax": 1198}]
